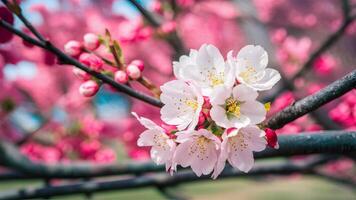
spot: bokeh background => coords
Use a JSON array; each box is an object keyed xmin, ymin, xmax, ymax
[{"xmin": 0, "ymin": 0, "xmax": 355, "ymax": 199}]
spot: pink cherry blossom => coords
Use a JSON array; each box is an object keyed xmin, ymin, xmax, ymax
[{"xmin": 175, "ymin": 129, "xmax": 221, "ymax": 177}]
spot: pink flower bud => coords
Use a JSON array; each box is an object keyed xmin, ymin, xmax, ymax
[
  {"xmin": 64, "ymin": 40, "xmax": 82, "ymax": 56},
  {"xmin": 130, "ymin": 59, "xmax": 145, "ymax": 71},
  {"xmin": 72, "ymin": 67, "xmax": 90, "ymax": 81},
  {"xmin": 265, "ymin": 128, "xmax": 279, "ymax": 149},
  {"xmin": 79, "ymin": 80, "xmax": 99, "ymax": 97},
  {"xmin": 126, "ymin": 64, "xmax": 142, "ymax": 80},
  {"xmin": 83, "ymin": 33, "xmax": 100, "ymax": 51},
  {"xmin": 79, "ymin": 53, "xmax": 103, "ymax": 71},
  {"xmin": 198, "ymin": 112, "xmax": 206, "ymax": 125},
  {"xmin": 114, "ymin": 70, "xmax": 128, "ymax": 84},
  {"xmin": 203, "ymin": 96, "xmax": 212, "ymax": 109}
]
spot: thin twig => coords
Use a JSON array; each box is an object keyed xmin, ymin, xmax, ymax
[{"xmin": 0, "ymin": 19, "xmax": 163, "ymax": 107}]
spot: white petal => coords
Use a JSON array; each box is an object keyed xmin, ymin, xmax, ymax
[
  {"xmin": 237, "ymin": 45, "xmax": 268, "ymax": 70},
  {"xmin": 210, "ymin": 85, "xmax": 231, "ymax": 105},
  {"xmin": 249, "ymin": 68, "xmax": 281, "ymax": 91},
  {"xmin": 232, "ymin": 84, "xmax": 258, "ymax": 101},
  {"xmin": 241, "ymin": 126, "xmax": 267, "ymax": 152},
  {"xmin": 190, "ymin": 143, "xmax": 218, "ymax": 176},
  {"xmin": 240, "ymin": 101, "xmax": 266, "ymax": 124},
  {"xmin": 137, "ymin": 130, "xmax": 157, "ymax": 146},
  {"xmin": 132, "ymin": 112, "xmax": 163, "ymax": 131},
  {"xmin": 228, "ymin": 147, "xmax": 254, "ymax": 173},
  {"xmin": 210, "ymin": 105, "xmax": 231, "ymax": 128},
  {"xmin": 174, "ymin": 140, "xmax": 195, "ymax": 167}
]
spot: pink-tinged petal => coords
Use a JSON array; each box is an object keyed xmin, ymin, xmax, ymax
[
  {"xmin": 190, "ymin": 143, "xmax": 218, "ymax": 176},
  {"xmin": 228, "ymin": 148, "xmax": 254, "ymax": 173},
  {"xmin": 240, "ymin": 101, "xmax": 266, "ymax": 124},
  {"xmin": 232, "ymin": 84, "xmax": 258, "ymax": 101},
  {"xmin": 241, "ymin": 126, "xmax": 267, "ymax": 152},
  {"xmin": 174, "ymin": 140, "xmax": 195, "ymax": 167},
  {"xmin": 249, "ymin": 68, "xmax": 281, "ymax": 91},
  {"xmin": 175, "ymin": 131, "xmax": 194, "ymax": 143},
  {"xmin": 150, "ymin": 146, "xmax": 172, "ymax": 165},
  {"xmin": 212, "ymin": 137, "xmax": 228, "ymax": 179},
  {"xmin": 132, "ymin": 112, "xmax": 163, "ymax": 131},
  {"xmin": 137, "ymin": 130, "xmax": 156, "ymax": 146}
]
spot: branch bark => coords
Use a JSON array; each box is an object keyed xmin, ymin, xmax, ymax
[
  {"xmin": 266, "ymin": 70, "xmax": 356, "ymax": 129},
  {"xmin": 0, "ymin": 131, "xmax": 354, "ymax": 179},
  {"xmin": 0, "ymin": 160, "xmax": 334, "ymax": 200}
]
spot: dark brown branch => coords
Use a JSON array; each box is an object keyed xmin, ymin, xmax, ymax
[
  {"xmin": 0, "ymin": 131, "xmax": 354, "ymax": 179},
  {"xmin": 0, "ymin": 157, "xmax": 338, "ymax": 200},
  {"xmin": 266, "ymin": 70, "xmax": 356, "ymax": 129}
]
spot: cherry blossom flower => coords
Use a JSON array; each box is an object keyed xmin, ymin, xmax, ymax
[
  {"xmin": 231, "ymin": 45, "xmax": 281, "ymax": 91},
  {"xmin": 160, "ymin": 80, "xmax": 204, "ymax": 131},
  {"xmin": 213, "ymin": 126, "xmax": 266, "ymax": 179},
  {"xmin": 133, "ymin": 112, "xmax": 176, "ymax": 172},
  {"xmin": 210, "ymin": 84, "xmax": 266, "ymax": 128},
  {"xmin": 173, "ymin": 44, "xmax": 235, "ymax": 102},
  {"xmin": 174, "ymin": 129, "xmax": 221, "ymax": 177}
]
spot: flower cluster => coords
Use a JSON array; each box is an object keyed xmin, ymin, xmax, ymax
[{"xmin": 134, "ymin": 44, "xmax": 281, "ymax": 178}]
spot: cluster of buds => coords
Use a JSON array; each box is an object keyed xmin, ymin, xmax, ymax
[
  {"xmin": 64, "ymin": 33, "xmax": 102, "ymax": 97},
  {"xmin": 114, "ymin": 59, "xmax": 144, "ymax": 84},
  {"xmin": 134, "ymin": 44, "xmax": 281, "ymax": 178},
  {"xmin": 65, "ymin": 31, "xmax": 155, "ymax": 98}
]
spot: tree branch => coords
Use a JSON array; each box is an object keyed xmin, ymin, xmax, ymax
[
  {"xmin": 0, "ymin": 19, "xmax": 163, "ymax": 107},
  {"xmin": 0, "ymin": 157, "xmax": 338, "ymax": 200},
  {"xmin": 0, "ymin": 131, "xmax": 354, "ymax": 179},
  {"xmin": 266, "ymin": 70, "xmax": 356, "ymax": 129}
]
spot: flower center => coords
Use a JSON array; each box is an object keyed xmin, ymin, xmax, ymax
[
  {"xmin": 153, "ymin": 134, "xmax": 169, "ymax": 150},
  {"xmin": 185, "ymin": 99, "xmax": 198, "ymax": 110},
  {"xmin": 208, "ymin": 72, "xmax": 224, "ymax": 87},
  {"xmin": 225, "ymin": 97, "xmax": 241, "ymax": 118},
  {"xmin": 239, "ymin": 66, "xmax": 256, "ymax": 83},
  {"xmin": 229, "ymin": 133, "xmax": 248, "ymax": 152},
  {"xmin": 188, "ymin": 136, "xmax": 210, "ymax": 160}
]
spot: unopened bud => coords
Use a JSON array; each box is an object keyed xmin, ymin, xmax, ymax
[
  {"xmin": 64, "ymin": 40, "xmax": 82, "ymax": 56},
  {"xmin": 114, "ymin": 70, "xmax": 129, "ymax": 84},
  {"xmin": 130, "ymin": 59, "xmax": 145, "ymax": 71},
  {"xmin": 126, "ymin": 64, "xmax": 142, "ymax": 80},
  {"xmin": 265, "ymin": 128, "xmax": 279, "ymax": 149},
  {"xmin": 72, "ymin": 67, "xmax": 90, "ymax": 81},
  {"xmin": 83, "ymin": 33, "xmax": 100, "ymax": 51},
  {"xmin": 79, "ymin": 80, "xmax": 99, "ymax": 97}
]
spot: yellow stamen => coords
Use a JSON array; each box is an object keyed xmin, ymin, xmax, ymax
[
  {"xmin": 208, "ymin": 71, "xmax": 224, "ymax": 87},
  {"xmin": 264, "ymin": 102, "xmax": 271, "ymax": 112},
  {"xmin": 239, "ymin": 66, "xmax": 256, "ymax": 83},
  {"xmin": 226, "ymin": 97, "xmax": 241, "ymax": 117},
  {"xmin": 185, "ymin": 100, "xmax": 198, "ymax": 110}
]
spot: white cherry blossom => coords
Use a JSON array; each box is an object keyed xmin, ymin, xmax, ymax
[
  {"xmin": 173, "ymin": 44, "xmax": 235, "ymax": 102},
  {"xmin": 132, "ymin": 112, "xmax": 176, "ymax": 172},
  {"xmin": 174, "ymin": 129, "xmax": 221, "ymax": 177},
  {"xmin": 160, "ymin": 80, "xmax": 204, "ymax": 131},
  {"xmin": 210, "ymin": 84, "xmax": 266, "ymax": 128},
  {"xmin": 212, "ymin": 126, "xmax": 266, "ymax": 179},
  {"xmin": 231, "ymin": 45, "xmax": 281, "ymax": 91}
]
